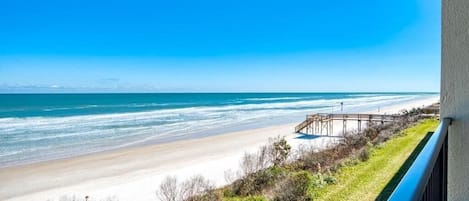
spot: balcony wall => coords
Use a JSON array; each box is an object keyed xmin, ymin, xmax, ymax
[{"xmin": 442, "ymin": 0, "xmax": 469, "ymax": 200}]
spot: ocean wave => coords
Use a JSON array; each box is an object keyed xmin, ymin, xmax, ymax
[
  {"xmin": 242, "ymin": 97, "xmax": 308, "ymax": 101},
  {"xmin": 39, "ymin": 103, "xmax": 177, "ymax": 112}
]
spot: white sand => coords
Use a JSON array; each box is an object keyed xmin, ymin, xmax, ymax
[{"xmin": 0, "ymin": 96, "xmax": 439, "ymax": 201}]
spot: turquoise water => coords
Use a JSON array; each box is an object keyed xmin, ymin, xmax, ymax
[{"xmin": 0, "ymin": 92, "xmax": 438, "ymax": 167}]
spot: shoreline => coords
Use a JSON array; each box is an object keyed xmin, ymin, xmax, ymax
[
  {"xmin": 0, "ymin": 96, "xmax": 439, "ymax": 201},
  {"xmin": 0, "ymin": 95, "xmax": 439, "ymax": 169}
]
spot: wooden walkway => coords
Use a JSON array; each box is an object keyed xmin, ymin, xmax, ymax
[{"xmin": 295, "ymin": 113, "xmax": 401, "ymax": 135}]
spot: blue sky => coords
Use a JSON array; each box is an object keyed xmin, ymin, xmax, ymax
[{"xmin": 0, "ymin": 0, "xmax": 440, "ymax": 93}]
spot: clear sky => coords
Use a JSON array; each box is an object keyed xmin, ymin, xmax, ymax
[{"xmin": 0, "ymin": 0, "xmax": 440, "ymax": 93}]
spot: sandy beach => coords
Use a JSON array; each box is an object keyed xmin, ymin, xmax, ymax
[{"xmin": 0, "ymin": 96, "xmax": 439, "ymax": 201}]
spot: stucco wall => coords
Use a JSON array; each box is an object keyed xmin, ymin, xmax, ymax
[{"xmin": 442, "ymin": 0, "xmax": 469, "ymax": 200}]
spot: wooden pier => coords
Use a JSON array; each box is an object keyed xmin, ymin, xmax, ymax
[{"xmin": 295, "ymin": 113, "xmax": 401, "ymax": 135}]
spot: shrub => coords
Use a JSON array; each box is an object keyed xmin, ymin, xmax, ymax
[
  {"xmin": 223, "ymin": 187, "xmax": 236, "ymax": 198},
  {"xmin": 310, "ymin": 173, "xmax": 326, "ymax": 189},
  {"xmin": 344, "ymin": 130, "xmax": 369, "ymax": 149},
  {"xmin": 273, "ymin": 171, "xmax": 313, "ymax": 201},
  {"xmin": 329, "ymin": 161, "xmax": 343, "ymax": 173},
  {"xmin": 239, "ymin": 137, "xmax": 287, "ymax": 177},
  {"xmin": 323, "ymin": 174, "xmax": 337, "ymax": 185},
  {"xmin": 182, "ymin": 175, "xmax": 216, "ymax": 201},
  {"xmin": 359, "ymin": 150, "xmax": 369, "ymax": 162},
  {"xmin": 256, "ymin": 145, "xmax": 271, "ymax": 170},
  {"xmin": 188, "ymin": 189, "xmax": 222, "ymax": 201},
  {"xmin": 268, "ymin": 166, "xmax": 286, "ymax": 177},
  {"xmin": 358, "ymin": 147, "xmax": 371, "ymax": 162},
  {"xmin": 231, "ymin": 167, "xmax": 285, "ymax": 196},
  {"xmin": 156, "ymin": 175, "xmax": 218, "ymax": 201},
  {"xmin": 297, "ymin": 143, "xmax": 353, "ymax": 172},
  {"xmin": 224, "ymin": 169, "xmax": 238, "ymax": 184},
  {"xmin": 318, "ymin": 169, "xmax": 337, "ymax": 185},
  {"xmin": 344, "ymin": 158, "xmax": 360, "ymax": 166},
  {"xmin": 157, "ymin": 176, "xmax": 180, "ymax": 201},
  {"xmin": 364, "ymin": 126, "xmax": 379, "ymax": 140},
  {"xmin": 231, "ymin": 175, "xmax": 256, "ymax": 196},
  {"xmin": 270, "ymin": 136, "xmax": 291, "ymax": 166},
  {"xmin": 240, "ymin": 152, "xmax": 259, "ymax": 176}
]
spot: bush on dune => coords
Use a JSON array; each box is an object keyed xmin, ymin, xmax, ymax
[
  {"xmin": 239, "ymin": 136, "xmax": 291, "ymax": 177},
  {"xmin": 230, "ymin": 166, "xmax": 286, "ymax": 197},
  {"xmin": 273, "ymin": 171, "xmax": 314, "ymax": 201},
  {"xmin": 156, "ymin": 175, "xmax": 221, "ymax": 201},
  {"xmin": 227, "ymin": 136, "xmax": 292, "ymax": 197},
  {"xmin": 270, "ymin": 136, "xmax": 291, "ymax": 167}
]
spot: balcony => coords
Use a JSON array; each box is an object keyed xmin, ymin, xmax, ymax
[{"xmin": 388, "ymin": 118, "xmax": 451, "ymax": 201}]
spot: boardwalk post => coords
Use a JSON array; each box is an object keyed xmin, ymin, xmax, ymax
[
  {"xmin": 320, "ymin": 119, "xmax": 323, "ymax": 134},
  {"xmin": 358, "ymin": 120, "xmax": 361, "ymax": 131},
  {"xmin": 343, "ymin": 118, "xmax": 347, "ymax": 135}
]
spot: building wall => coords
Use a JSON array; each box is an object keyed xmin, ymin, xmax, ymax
[{"xmin": 442, "ymin": 0, "xmax": 469, "ymax": 200}]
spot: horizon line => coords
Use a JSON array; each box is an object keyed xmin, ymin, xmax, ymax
[{"xmin": 0, "ymin": 91, "xmax": 441, "ymax": 95}]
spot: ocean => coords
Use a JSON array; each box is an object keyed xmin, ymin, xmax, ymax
[{"xmin": 0, "ymin": 92, "xmax": 438, "ymax": 167}]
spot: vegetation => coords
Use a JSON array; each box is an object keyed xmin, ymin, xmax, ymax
[
  {"xmin": 155, "ymin": 108, "xmax": 438, "ymax": 201},
  {"xmin": 314, "ymin": 119, "xmax": 438, "ymax": 201},
  {"xmin": 157, "ymin": 175, "xmax": 221, "ymax": 201}
]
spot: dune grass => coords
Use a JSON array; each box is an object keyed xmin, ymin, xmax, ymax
[{"xmin": 314, "ymin": 119, "xmax": 439, "ymax": 201}]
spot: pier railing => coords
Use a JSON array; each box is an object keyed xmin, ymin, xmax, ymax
[
  {"xmin": 295, "ymin": 113, "xmax": 401, "ymax": 134},
  {"xmin": 388, "ymin": 118, "xmax": 451, "ymax": 201}
]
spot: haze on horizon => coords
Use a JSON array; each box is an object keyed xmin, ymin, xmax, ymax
[{"xmin": 0, "ymin": 0, "xmax": 440, "ymax": 93}]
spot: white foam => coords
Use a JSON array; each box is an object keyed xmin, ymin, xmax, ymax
[{"xmin": 242, "ymin": 97, "xmax": 307, "ymax": 101}]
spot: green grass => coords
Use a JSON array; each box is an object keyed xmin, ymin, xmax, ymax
[{"xmin": 314, "ymin": 119, "xmax": 439, "ymax": 201}]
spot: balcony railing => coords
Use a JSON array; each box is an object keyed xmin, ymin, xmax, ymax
[{"xmin": 388, "ymin": 118, "xmax": 451, "ymax": 201}]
